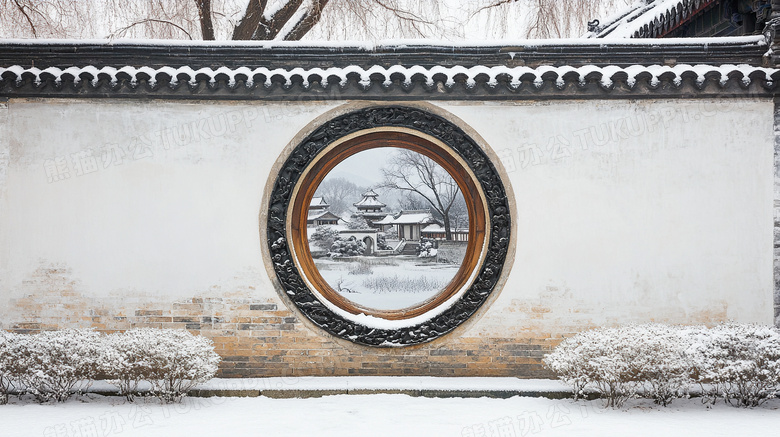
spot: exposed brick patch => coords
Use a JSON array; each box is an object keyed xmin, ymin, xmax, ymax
[{"xmin": 1, "ymin": 265, "xmax": 562, "ymax": 378}]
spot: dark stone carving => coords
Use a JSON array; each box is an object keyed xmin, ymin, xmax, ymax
[{"xmin": 266, "ymin": 106, "xmax": 511, "ymax": 346}]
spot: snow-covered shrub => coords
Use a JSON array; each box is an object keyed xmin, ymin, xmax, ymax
[
  {"xmin": 546, "ymin": 323, "xmax": 780, "ymax": 408},
  {"xmin": 689, "ymin": 323, "xmax": 780, "ymax": 407},
  {"xmin": 544, "ymin": 326, "xmax": 643, "ymax": 407},
  {"xmin": 103, "ymin": 329, "xmax": 220, "ymax": 403},
  {"xmin": 631, "ymin": 324, "xmax": 695, "ymax": 406},
  {"xmin": 376, "ymin": 233, "xmax": 392, "ymax": 250},
  {"xmin": 347, "ymin": 216, "xmax": 371, "ymax": 230},
  {"xmin": 417, "ymin": 238, "xmax": 437, "ymax": 258},
  {"xmin": 148, "ymin": 330, "xmax": 220, "ymax": 403},
  {"xmin": 0, "ymin": 331, "xmax": 18, "ymax": 405},
  {"xmin": 329, "ymin": 236, "xmax": 365, "ymax": 258},
  {"xmin": 310, "ymin": 225, "xmax": 339, "ymax": 251},
  {"xmin": 100, "ymin": 330, "xmax": 156, "ymax": 401},
  {"xmin": 16, "ymin": 329, "xmax": 102, "ymax": 402}
]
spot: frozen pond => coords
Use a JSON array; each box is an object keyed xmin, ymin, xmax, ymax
[{"xmin": 313, "ymin": 256, "xmax": 459, "ymax": 310}]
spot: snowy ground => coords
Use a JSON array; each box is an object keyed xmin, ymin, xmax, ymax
[
  {"xmin": 1, "ymin": 393, "xmax": 777, "ymax": 437},
  {"xmin": 313, "ymin": 256, "xmax": 459, "ymax": 309}
]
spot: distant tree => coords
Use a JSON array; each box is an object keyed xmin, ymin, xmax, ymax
[
  {"xmin": 395, "ymin": 191, "xmax": 428, "ymax": 212},
  {"xmin": 0, "ymin": 0, "xmax": 627, "ymax": 40},
  {"xmin": 0, "ymin": 0, "xmax": 452, "ymax": 40},
  {"xmin": 381, "ymin": 150, "xmax": 460, "ymax": 240},
  {"xmin": 315, "ymin": 177, "xmax": 364, "ymax": 216},
  {"xmin": 448, "ymin": 192, "xmax": 468, "ymax": 230},
  {"xmin": 468, "ymin": 0, "xmax": 629, "ymax": 38}
]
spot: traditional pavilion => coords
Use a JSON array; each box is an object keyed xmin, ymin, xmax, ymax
[
  {"xmin": 390, "ymin": 210, "xmax": 439, "ymax": 241},
  {"xmin": 351, "ymin": 189, "xmax": 390, "ymax": 228},
  {"xmin": 307, "ymin": 197, "xmax": 341, "ymax": 226}
]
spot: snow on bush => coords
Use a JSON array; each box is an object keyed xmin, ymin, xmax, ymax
[
  {"xmin": 376, "ymin": 232, "xmax": 392, "ymax": 250},
  {"xmin": 16, "ymin": 329, "xmax": 102, "ymax": 402},
  {"xmin": 417, "ymin": 238, "xmax": 437, "ymax": 258},
  {"xmin": 104, "ymin": 329, "xmax": 221, "ymax": 403},
  {"xmin": 630, "ymin": 324, "xmax": 695, "ymax": 406},
  {"xmin": 0, "ymin": 328, "xmax": 220, "ymax": 404},
  {"xmin": 0, "ymin": 331, "xmax": 18, "ymax": 405},
  {"xmin": 100, "ymin": 329, "xmax": 156, "ymax": 401},
  {"xmin": 347, "ymin": 216, "xmax": 371, "ymax": 230},
  {"xmin": 544, "ymin": 323, "xmax": 780, "ymax": 408},
  {"xmin": 544, "ymin": 326, "xmax": 643, "ymax": 407},
  {"xmin": 329, "ymin": 236, "xmax": 366, "ymax": 257},
  {"xmin": 689, "ymin": 323, "xmax": 780, "ymax": 407}
]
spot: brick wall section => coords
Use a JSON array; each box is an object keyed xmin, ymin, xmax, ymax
[{"xmin": 1, "ymin": 267, "xmax": 560, "ymax": 378}]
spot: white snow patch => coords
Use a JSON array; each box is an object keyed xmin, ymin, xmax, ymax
[
  {"xmin": 0, "ymin": 393, "xmax": 778, "ymax": 437},
  {"xmin": 88, "ymin": 376, "xmax": 570, "ymax": 393}
]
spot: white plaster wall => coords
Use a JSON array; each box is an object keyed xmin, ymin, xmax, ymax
[
  {"xmin": 0, "ymin": 98, "xmax": 774, "ymax": 333},
  {"xmin": 439, "ymin": 99, "xmax": 775, "ymax": 332},
  {"xmin": 0, "ymin": 99, "xmax": 341, "ymax": 306}
]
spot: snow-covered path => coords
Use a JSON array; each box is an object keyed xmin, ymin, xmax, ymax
[{"xmin": 1, "ymin": 394, "xmax": 777, "ymax": 437}]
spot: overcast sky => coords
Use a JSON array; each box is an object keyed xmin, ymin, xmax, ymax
[{"xmin": 321, "ymin": 148, "xmax": 391, "ymax": 188}]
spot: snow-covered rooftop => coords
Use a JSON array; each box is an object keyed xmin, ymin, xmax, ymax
[
  {"xmin": 308, "ymin": 210, "xmax": 340, "ymax": 221},
  {"xmin": 392, "ymin": 210, "xmax": 436, "ymax": 225},
  {"xmin": 310, "ymin": 197, "xmax": 329, "ymax": 208},
  {"xmin": 374, "ymin": 215, "xmax": 397, "ymax": 225},
  {"xmin": 354, "ymin": 197, "xmax": 386, "ymax": 209}
]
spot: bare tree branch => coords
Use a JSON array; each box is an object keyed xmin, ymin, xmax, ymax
[
  {"xmin": 111, "ymin": 18, "xmax": 194, "ymax": 40},
  {"xmin": 374, "ymin": 0, "xmax": 434, "ymax": 26},
  {"xmin": 0, "ymin": 0, "xmax": 629, "ymax": 41},
  {"xmin": 468, "ymin": 0, "xmax": 516, "ymax": 20},
  {"xmin": 11, "ymin": 0, "xmax": 38, "ymax": 37},
  {"xmin": 381, "ymin": 150, "xmax": 461, "ymax": 240}
]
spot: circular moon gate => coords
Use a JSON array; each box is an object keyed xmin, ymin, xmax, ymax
[{"xmin": 267, "ymin": 106, "xmax": 511, "ymax": 346}]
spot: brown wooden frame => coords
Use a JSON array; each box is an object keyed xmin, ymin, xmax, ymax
[{"xmin": 288, "ymin": 130, "xmax": 488, "ymax": 320}]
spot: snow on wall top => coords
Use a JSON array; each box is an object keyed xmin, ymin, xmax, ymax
[{"xmin": 0, "ymin": 63, "xmax": 776, "ymax": 90}]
